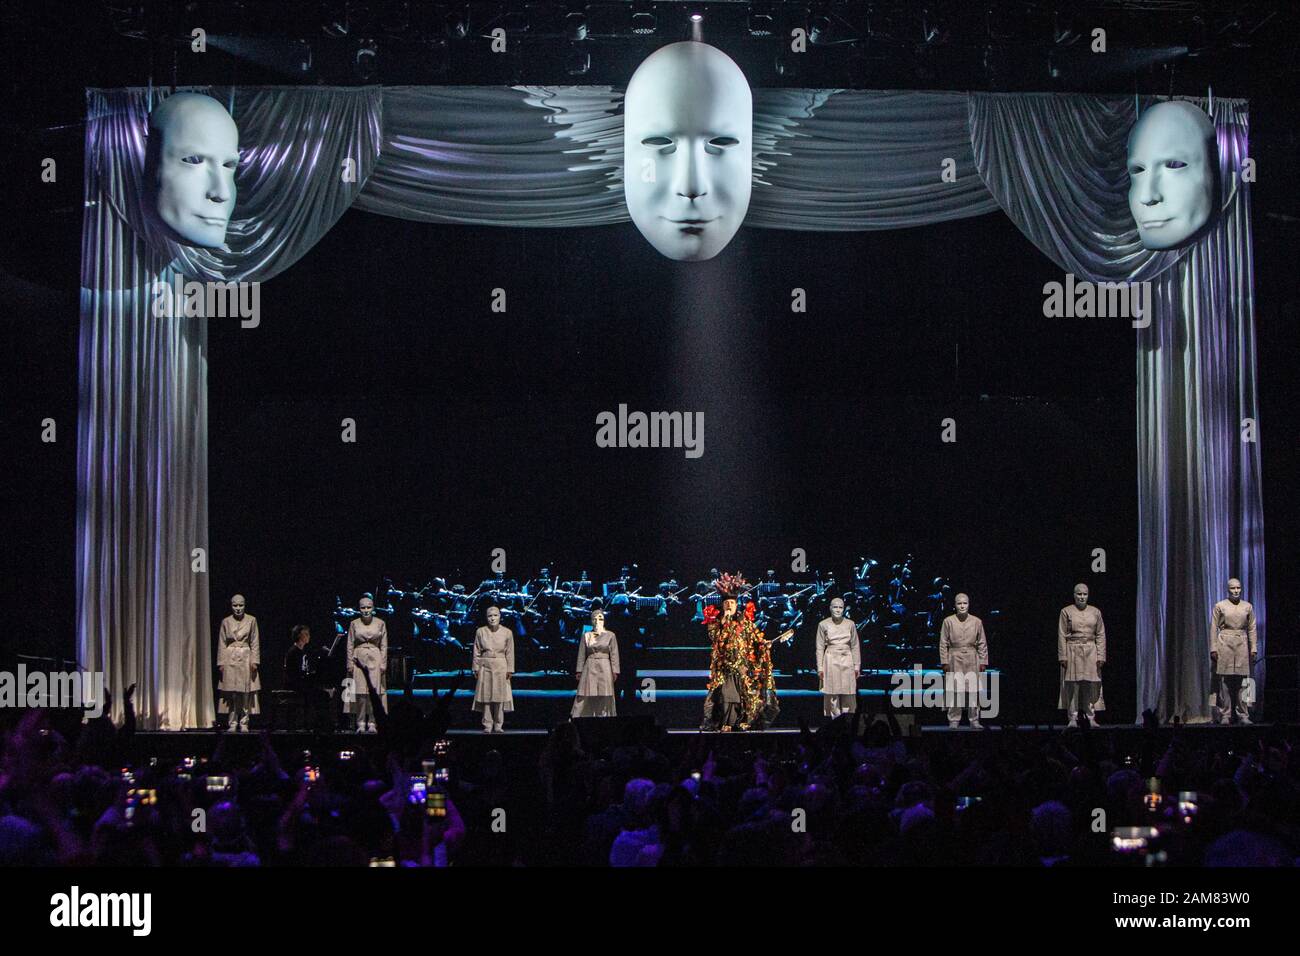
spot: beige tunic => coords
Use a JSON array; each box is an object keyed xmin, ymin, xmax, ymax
[
  {"xmin": 1058, "ymin": 605, "xmax": 1105, "ymax": 681},
  {"xmin": 1211, "ymin": 599, "xmax": 1258, "ymax": 676},
  {"xmin": 347, "ymin": 617, "xmax": 388, "ymax": 713},
  {"xmin": 815, "ymin": 617, "xmax": 860, "ymax": 695},
  {"xmin": 576, "ymin": 629, "xmax": 620, "ymax": 698},
  {"xmin": 940, "ymin": 614, "xmax": 988, "ymax": 672},
  {"xmin": 216, "ymin": 614, "xmax": 260, "ymax": 712},
  {"xmin": 472, "ymin": 625, "xmax": 515, "ymax": 711}
]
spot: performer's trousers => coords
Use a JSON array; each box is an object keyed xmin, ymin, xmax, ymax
[
  {"xmin": 355, "ymin": 692, "xmax": 379, "ymax": 729},
  {"xmin": 480, "ymin": 702, "xmax": 505, "ymax": 731},
  {"xmin": 1215, "ymin": 674, "xmax": 1249, "ymax": 723},
  {"xmin": 1063, "ymin": 680, "xmax": 1099, "ymax": 721},
  {"xmin": 824, "ymin": 694, "xmax": 857, "ymax": 718},
  {"xmin": 223, "ymin": 692, "xmax": 251, "ymax": 726},
  {"xmin": 700, "ymin": 687, "xmax": 743, "ymax": 730}
]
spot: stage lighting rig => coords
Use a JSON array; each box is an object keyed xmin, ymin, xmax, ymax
[
  {"xmin": 354, "ymin": 37, "xmax": 378, "ymax": 80},
  {"xmin": 565, "ymin": 11, "xmax": 588, "ymax": 41}
]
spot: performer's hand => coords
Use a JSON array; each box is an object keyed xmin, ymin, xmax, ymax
[
  {"xmin": 854, "ymin": 670, "xmax": 860, "ymax": 679},
  {"xmin": 125, "ymin": 683, "xmax": 137, "ymax": 700},
  {"xmin": 817, "ymin": 671, "xmax": 823, "ymax": 682},
  {"xmin": 1210, "ymin": 651, "xmax": 1218, "ymax": 661},
  {"xmin": 507, "ymin": 673, "xmax": 514, "ymax": 681},
  {"xmin": 1097, "ymin": 661, "xmax": 1105, "ymax": 672},
  {"xmin": 979, "ymin": 665, "xmax": 987, "ymax": 673}
]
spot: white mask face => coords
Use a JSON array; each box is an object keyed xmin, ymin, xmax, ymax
[
  {"xmin": 623, "ymin": 42, "xmax": 752, "ymax": 261},
  {"xmin": 486, "ymin": 607, "xmax": 501, "ymax": 627},
  {"xmin": 1127, "ymin": 102, "xmax": 1216, "ymax": 251},
  {"xmin": 830, "ymin": 600, "xmax": 845, "ymax": 621},
  {"xmin": 148, "ymin": 93, "xmax": 240, "ymax": 248},
  {"xmin": 1074, "ymin": 586, "xmax": 1090, "ymax": 609},
  {"xmin": 955, "ymin": 595, "xmax": 969, "ymax": 615},
  {"xmin": 359, "ymin": 598, "xmax": 374, "ymax": 621},
  {"xmin": 231, "ymin": 595, "xmax": 245, "ymax": 618}
]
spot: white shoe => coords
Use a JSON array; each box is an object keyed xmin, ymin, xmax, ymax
[
  {"xmin": 1238, "ymin": 715, "xmax": 1252, "ymax": 726},
  {"xmin": 970, "ymin": 720, "xmax": 983, "ymax": 731},
  {"xmin": 238, "ymin": 717, "xmax": 249, "ymax": 733},
  {"xmin": 1066, "ymin": 717, "xmax": 1078, "ymax": 728},
  {"xmin": 948, "ymin": 720, "xmax": 960, "ymax": 729}
]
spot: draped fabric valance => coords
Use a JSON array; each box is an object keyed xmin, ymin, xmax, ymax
[{"xmin": 79, "ymin": 84, "xmax": 1260, "ymax": 727}]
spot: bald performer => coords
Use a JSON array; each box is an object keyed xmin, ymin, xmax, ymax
[
  {"xmin": 472, "ymin": 605, "xmax": 515, "ymax": 733},
  {"xmin": 1058, "ymin": 583, "xmax": 1105, "ymax": 728},
  {"xmin": 216, "ymin": 594, "xmax": 260, "ymax": 731},
  {"xmin": 815, "ymin": 597, "xmax": 860, "ymax": 718},
  {"xmin": 939, "ymin": 593, "xmax": 989, "ymax": 729},
  {"xmin": 146, "ymin": 92, "xmax": 240, "ymax": 247},
  {"xmin": 1211, "ymin": 578, "xmax": 1258, "ymax": 725},
  {"xmin": 1126, "ymin": 100, "xmax": 1218, "ymax": 251}
]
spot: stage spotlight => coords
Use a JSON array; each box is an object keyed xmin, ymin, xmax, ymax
[
  {"xmin": 921, "ymin": 10, "xmax": 946, "ymax": 46},
  {"xmin": 445, "ymin": 9, "xmax": 468, "ymax": 40},
  {"xmin": 748, "ymin": 13, "xmax": 775, "ymax": 38},
  {"xmin": 321, "ymin": 1, "xmax": 350, "ymax": 38},
  {"xmin": 809, "ymin": 14, "xmax": 832, "ymax": 45},
  {"xmin": 565, "ymin": 11, "xmax": 588, "ymax": 41},
  {"xmin": 1053, "ymin": 14, "xmax": 1081, "ymax": 47},
  {"xmin": 566, "ymin": 44, "xmax": 590, "ymax": 76},
  {"xmin": 354, "ymin": 38, "xmax": 378, "ymax": 81},
  {"xmin": 631, "ymin": 12, "xmax": 657, "ymax": 36}
]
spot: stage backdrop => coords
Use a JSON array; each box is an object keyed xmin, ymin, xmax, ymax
[{"xmin": 79, "ymin": 85, "xmax": 1261, "ymax": 728}]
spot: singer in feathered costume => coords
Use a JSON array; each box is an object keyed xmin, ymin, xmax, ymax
[{"xmin": 699, "ymin": 572, "xmax": 779, "ymax": 731}]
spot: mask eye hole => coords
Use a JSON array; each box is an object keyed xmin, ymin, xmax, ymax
[
  {"xmin": 641, "ymin": 136, "xmax": 674, "ymax": 154},
  {"xmin": 1165, "ymin": 160, "xmax": 1188, "ymax": 169}
]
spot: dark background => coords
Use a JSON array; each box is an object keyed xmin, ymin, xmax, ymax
[{"xmin": 2, "ymin": 1, "xmax": 1297, "ymax": 724}]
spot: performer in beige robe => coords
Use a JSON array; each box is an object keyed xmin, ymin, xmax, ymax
[
  {"xmin": 216, "ymin": 594, "xmax": 260, "ymax": 731},
  {"xmin": 815, "ymin": 597, "xmax": 860, "ymax": 718},
  {"xmin": 572, "ymin": 607, "xmax": 620, "ymax": 718},
  {"xmin": 1211, "ymin": 578, "xmax": 1258, "ymax": 725},
  {"xmin": 939, "ymin": 593, "xmax": 988, "ymax": 728},
  {"xmin": 1058, "ymin": 583, "xmax": 1105, "ymax": 727},
  {"xmin": 347, "ymin": 594, "xmax": 388, "ymax": 732},
  {"xmin": 472, "ymin": 605, "xmax": 515, "ymax": 733}
]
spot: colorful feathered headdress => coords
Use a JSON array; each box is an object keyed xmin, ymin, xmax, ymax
[{"xmin": 713, "ymin": 571, "xmax": 750, "ymax": 599}]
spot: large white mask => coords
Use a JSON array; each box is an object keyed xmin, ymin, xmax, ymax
[
  {"xmin": 623, "ymin": 41, "xmax": 752, "ymax": 261},
  {"xmin": 1126, "ymin": 101, "xmax": 1217, "ymax": 251},
  {"xmin": 147, "ymin": 93, "xmax": 240, "ymax": 248}
]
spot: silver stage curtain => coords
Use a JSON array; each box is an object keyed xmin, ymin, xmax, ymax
[
  {"xmin": 79, "ymin": 87, "xmax": 381, "ymax": 728},
  {"xmin": 354, "ymin": 87, "xmax": 1001, "ymax": 229},
  {"xmin": 969, "ymin": 94, "xmax": 1262, "ymax": 720},
  {"xmin": 81, "ymin": 85, "xmax": 1259, "ymax": 726}
]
